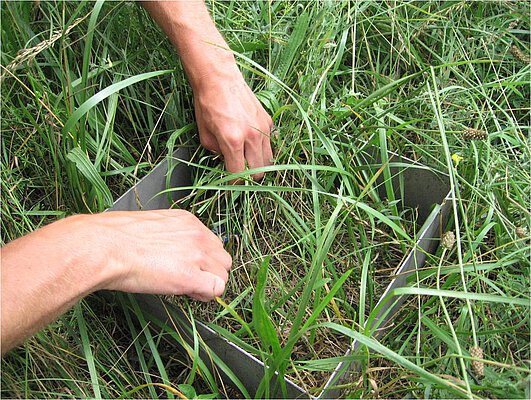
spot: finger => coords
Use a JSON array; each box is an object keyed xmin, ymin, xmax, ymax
[
  {"xmin": 263, "ymin": 132, "xmax": 274, "ymax": 166},
  {"xmin": 219, "ymin": 137, "xmax": 246, "ymax": 183},
  {"xmin": 212, "ymin": 247, "xmax": 232, "ymax": 271},
  {"xmin": 199, "ymin": 254, "xmax": 230, "ymax": 282},
  {"xmin": 198, "ymin": 128, "xmax": 222, "ymax": 154},
  {"xmin": 193, "ymin": 225, "xmax": 230, "ymax": 250},
  {"xmin": 188, "ymin": 293, "xmax": 211, "ymax": 302},
  {"xmin": 244, "ymin": 129, "xmax": 265, "ymax": 180},
  {"xmin": 187, "ymin": 270, "xmax": 227, "ymax": 301},
  {"xmin": 261, "ymin": 113, "xmax": 274, "ymax": 166}
]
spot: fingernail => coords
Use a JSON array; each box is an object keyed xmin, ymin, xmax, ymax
[{"xmin": 213, "ymin": 276, "xmax": 226, "ymax": 296}]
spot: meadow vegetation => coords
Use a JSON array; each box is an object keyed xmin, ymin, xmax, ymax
[{"xmin": 2, "ymin": 0, "xmax": 530, "ymax": 398}]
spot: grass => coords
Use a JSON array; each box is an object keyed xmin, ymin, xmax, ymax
[{"xmin": 2, "ymin": 0, "xmax": 530, "ymax": 398}]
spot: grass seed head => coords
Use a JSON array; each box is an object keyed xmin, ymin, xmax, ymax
[
  {"xmin": 511, "ymin": 45, "xmax": 530, "ymax": 64},
  {"xmin": 463, "ymin": 128, "xmax": 488, "ymax": 141},
  {"xmin": 441, "ymin": 231, "xmax": 456, "ymax": 250},
  {"xmin": 470, "ymin": 346, "xmax": 485, "ymax": 378},
  {"xmin": 515, "ymin": 227, "xmax": 527, "ymax": 238}
]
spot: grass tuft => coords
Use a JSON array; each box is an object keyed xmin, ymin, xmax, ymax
[{"xmin": 2, "ymin": 0, "xmax": 529, "ymax": 398}]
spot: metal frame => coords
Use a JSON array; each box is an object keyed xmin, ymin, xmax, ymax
[{"xmin": 104, "ymin": 148, "xmax": 451, "ymax": 399}]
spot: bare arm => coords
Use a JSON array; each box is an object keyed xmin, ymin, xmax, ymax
[
  {"xmin": 1, "ymin": 210, "xmax": 231, "ymax": 354},
  {"xmin": 143, "ymin": 0, "xmax": 273, "ymax": 179}
]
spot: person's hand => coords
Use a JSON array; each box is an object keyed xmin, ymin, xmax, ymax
[
  {"xmin": 95, "ymin": 210, "xmax": 232, "ymax": 301},
  {"xmin": 142, "ymin": 1, "xmax": 274, "ymax": 180},
  {"xmin": 1, "ymin": 209, "xmax": 231, "ymax": 353},
  {"xmin": 193, "ymin": 69, "xmax": 274, "ymax": 180}
]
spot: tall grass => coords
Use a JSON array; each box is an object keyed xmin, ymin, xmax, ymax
[{"xmin": 2, "ymin": 0, "xmax": 530, "ymax": 398}]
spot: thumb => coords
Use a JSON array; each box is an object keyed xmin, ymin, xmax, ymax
[
  {"xmin": 189, "ymin": 272, "xmax": 226, "ymax": 301},
  {"xmin": 211, "ymin": 274, "xmax": 226, "ymax": 297}
]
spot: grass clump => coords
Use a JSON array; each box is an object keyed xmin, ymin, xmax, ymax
[{"xmin": 2, "ymin": 0, "xmax": 530, "ymax": 398}]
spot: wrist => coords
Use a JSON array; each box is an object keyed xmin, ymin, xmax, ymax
[
  {"xmin": 51, "ymin": 214, "xmax": 117, "ymax": 293},
  {"xmin": 143, "ymin": 0, "xmax": 240, "ymax": 92},
  {"xmin": 189, "ymin": 61, "xmax": 243, "ymax": 94}
]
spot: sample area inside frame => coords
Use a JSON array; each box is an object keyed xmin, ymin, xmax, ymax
[{"xmin": 104, "ymin": 147, "xmax": 451, "ymax": 399}]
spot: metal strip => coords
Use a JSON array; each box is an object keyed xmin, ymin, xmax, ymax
[
  {"xmin": 103, "ymin": 148, "xmax": 306, "ymax": 398},
  {"xmin": 109, "ymin": 149, "xmax": 191, "ymax": 211},
  {"xmin": 123, "ymin": 293, "xmax": 307, "ymax": 399},
  {"xmin": 319, "ymin": 196, "xmax": 451, "ymax": 398},
  {"xmin": 102, "ymin": 148, "xmax": 451, "ymax": 399}
]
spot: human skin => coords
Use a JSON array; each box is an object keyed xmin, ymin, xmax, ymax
[
  {"xmin": 2, "ymin": 1, "xmax": 271, "ymax": 354},
  {"xmin": 142, "ymin": 0, "xmax": 274, "ymax": 179},
  {"xmin": 1, "ymin": 210, "xmax": 232, "ymax": 354}
]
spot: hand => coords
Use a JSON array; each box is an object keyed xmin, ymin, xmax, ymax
[
  {"xmin": 1, "ymin": 209, "xmax": 231, "ymax": 353},
  {"xmin": 193, "ymin": 69, "xmax": 274, "ymax": 180},
  {"xmin": 97, "ymin": 210, "xmax": 232, "ymax": 301},
  {"xmin": 142, "ymin": 0, "xmax": 274, "ymax": 180}
]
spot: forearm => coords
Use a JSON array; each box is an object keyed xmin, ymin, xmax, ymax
[
  {"xmin": 143, "ymin": 0, "xmax": 274, "ymax": 178},
  {"xmin": 1, "ymin": 210, "xmax": 231, "ymax": 354},
  {"xmin": 1, "ymin": 215, "xmax": 112, "ymax": 354},
  {"xmin": 142, "ymin": 0, "xmax": 239, "ymax": 91}
]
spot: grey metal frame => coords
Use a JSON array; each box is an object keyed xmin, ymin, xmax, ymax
[{"xmin": 104, "ymin": 148, "xmax": 451, "ymax": 399}]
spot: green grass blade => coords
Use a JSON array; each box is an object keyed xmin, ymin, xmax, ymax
[
  {"xmin": 320, "ymin": 322, "xmax": 470, "ymax": 398},
  {"xmin": 74, "ymin": 302, "xmax": 102, "ymax": 399},
  {"xmin": 66, "ymin": 147, "xmax": 113, "ymax": 208},
  {"xmin": 392, "ymin": 287, "xmax": 529, "ymax": 306},
  {"xmin": 62, "ymin": 69, "xmax": 173, "ymax": 138}
]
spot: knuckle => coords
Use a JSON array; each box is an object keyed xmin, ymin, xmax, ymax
[
  {"xmin": 247, "ymin": 128, "xmax": 261, "ymax": 140},
  {"xmin": 192, "ymin": 230, "xmax": 211, "ymax": 245},
  {"xmin": 199, "ymin": 136, "xmax": 209, "ymax": 148},
  {"xmin": 223, "ymin": 131, "xmax": 245, "ymax": 150},
  {"xmin": 200, "ymin": 136, "xmax": 217, "ymax": 152}
]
